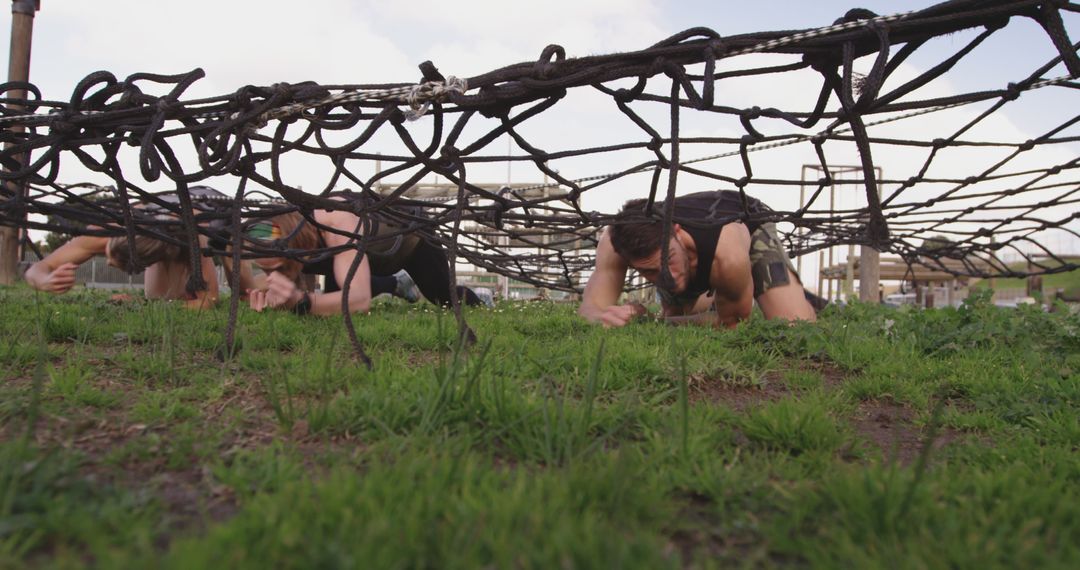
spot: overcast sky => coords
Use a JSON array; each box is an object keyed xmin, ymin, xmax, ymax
[{"xmin": 3, "ymin": 1, "xmax": 1078, "ymax": 274}]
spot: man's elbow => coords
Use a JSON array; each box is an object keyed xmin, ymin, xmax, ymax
[
  {"xmin": 718, "ymin": 310, "xmax": 751, "ymax": 328},
  {"xmin": 737, "ymin": 302, "xmax": 753, "ymax": 321},
  {"xmin": 716, "ymin": 301, "xmax": 752, "ymax": 328}
]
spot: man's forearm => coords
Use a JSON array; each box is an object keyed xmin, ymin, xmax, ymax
[{"xmin": 307, "ymin": 290, "xmax": 370, "ymax": 316}]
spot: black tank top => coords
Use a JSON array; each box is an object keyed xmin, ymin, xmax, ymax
[
  {"xmin": 662, "ymin": 190, "xmax": 768, "ymax": 303},
  {"xmin": 299, "ymin": 205, "xmax": 426, "ymax": 292},
  {"xmin": 301, "ymin": 234, "xmax": 341, "ymax": 292}
]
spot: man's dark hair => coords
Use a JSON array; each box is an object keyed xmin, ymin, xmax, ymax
[{"xmin": 608, "ymin": 198, "xmax": 669, "ymax": 261}]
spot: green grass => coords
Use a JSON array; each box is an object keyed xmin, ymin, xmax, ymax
[
  {"xmin": 1, "ymin": 284, "xmax": 1078, "ymax": 568},
  {"xmin": 970, "ymin": 257, "xmax": 1080, "ymax": 295}
]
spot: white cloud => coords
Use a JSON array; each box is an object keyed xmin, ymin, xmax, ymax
[{"xmin": 38, "ymin": 0, "xmax": 416, "ymax": 96}]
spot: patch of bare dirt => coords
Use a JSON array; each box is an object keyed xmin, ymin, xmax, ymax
[
  {"xmin": 663, "ymin": 491, "xmax": 775, "ymax": 568},
  {"xmin": 688, "ymin": 376, "xmax": 789, "ymax": 411},
  {"xmin": 687, "ymin": 360, "xmax": 849, "ymax": 411},
  {"xmin": 1, "ymin": 367, "xmax": 364, "ymax": 544},
  {"xmin": 813, "ymin": 362, "xmax": 849, "ymax": 389},
  {"xmin": 849, "ymin": 399, "xmax": 962, "ymax": 465},
  {"xmin": 405, "ymin": 350, "xmax": 442, "ymax": 369}
]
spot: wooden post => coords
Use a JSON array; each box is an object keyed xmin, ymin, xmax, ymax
[
  {"xmin": 858, "ymin": 166, "xmax": 882, "ymax": 303},
  {"xmin": 826, "ymin": 184, "xmax": 835, "ymax": 301},
  {"xmin": 1025, "ymin": 259, "xmax": 1043, "ymax": 300},
  {"xmin": 858, "ymin": 246, "xmax": 880, "ymax": 303},
  {"xmin": 0, "ymin": 0, "xmax": 39, "ymax": 285},
  {"xmin": 843, "ymin": 244, "xmax": 855, "ymax": 301},
  {"xmin": 816, "ymin": 250, "xmax": 825, "ymax": 298}
]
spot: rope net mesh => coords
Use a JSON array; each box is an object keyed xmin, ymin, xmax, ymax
[{"xmin": 1, "ymin": 0, "xmax": 1078, "ymax": 358}]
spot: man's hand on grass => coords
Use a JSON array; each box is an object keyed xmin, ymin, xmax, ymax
[{"xmin": 596, "ymin": 303, "xmax": 648, "ymax": 328}]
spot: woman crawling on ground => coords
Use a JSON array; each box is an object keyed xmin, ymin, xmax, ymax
[{"xmin": 245, "ymin": 205, "xmax": 486, "ymax": 316}]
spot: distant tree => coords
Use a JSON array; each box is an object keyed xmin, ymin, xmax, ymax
[
  {"xmin": 38, "ymin": 188, "xmax": 114, "ymax": 254},
  {"xmin": 40, "ymin": 231, "xmax": 72, "ymax": 254}
]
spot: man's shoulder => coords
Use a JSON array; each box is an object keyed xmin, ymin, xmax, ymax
[
  {"xmin": 595, "ymin": 231, "xmax": 629, "ymax": 268},
  {"xmin": 714, "ymin": 223, "xmax": 752, "ymax": 257},
  {"xmin": 709, "ymin": 224, "xmax": 752, "ymax": 284}
]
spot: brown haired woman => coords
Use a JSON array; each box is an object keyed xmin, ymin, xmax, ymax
[
  {"xmin": 23, "ymin": 230, "xmax": 231, "ymax": 309},
  {"xmin": 246, "ymin": 207, "xmax": 485, "ymax": 315}
]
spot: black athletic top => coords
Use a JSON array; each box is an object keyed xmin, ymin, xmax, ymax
[
  {"xmin": 661, "ymin": 190, "xmax": 768, "ymax": 304},
  {"xmin": 301, "ymin": 234, "xmax": 341, "ymax": 292},
  {"xmin": 299, "ymin": 209, "xmax": 425, "ymax": 293}
]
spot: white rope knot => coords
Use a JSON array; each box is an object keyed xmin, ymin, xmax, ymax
[
  {"xmin": 230, "ymin": 110, "xmax": 267, "ymax": 135},
  {"xmin": 405, "ymin": 76, "xmax": 468, "ymax": 121}
]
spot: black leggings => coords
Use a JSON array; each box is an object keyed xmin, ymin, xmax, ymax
[
  {"xmin": 401, "ymin": 239, "xmax": 483, "ymax": 307},
  {"xmin": 323, "ymin": 239, "xmax": 482, "ymax": 307}
]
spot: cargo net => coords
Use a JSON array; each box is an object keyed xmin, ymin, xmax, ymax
[{"xmin": 1, "ymin": 0, "xmax": 1078, "ymax": 360}]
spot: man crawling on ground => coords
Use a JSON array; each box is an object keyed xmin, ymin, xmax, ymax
[{"xmin": 578, "ymin": 190, "xmax": 823, "ymax": 328}]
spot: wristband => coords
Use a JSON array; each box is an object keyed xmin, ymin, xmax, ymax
[{"xmin": 292, "ymin": 292, "xmax": 312, "ymax": 316}]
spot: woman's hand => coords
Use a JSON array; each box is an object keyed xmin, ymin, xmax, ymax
[{"xmin": 248, "ymin": 271, "xmax": 303, "ymax": 312}]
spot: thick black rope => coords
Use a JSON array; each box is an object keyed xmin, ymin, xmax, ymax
[{"xmin": 0, "ymin": 0, "xmax": 1076, "ymax": 319}]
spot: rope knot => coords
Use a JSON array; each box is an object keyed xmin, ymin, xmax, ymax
[
  {"xmin": 440, "ymin": 144, "xmax": 461, "ymax": 161},
  {"xmin": 533, "ymin": 45, "xmax": 566, "ymax": 80},
  {"xmin": 49, "ymin": 111, "xmax": 79, "ymax": 135},
  {"xmin": 613, "ymin": 88, "xmax": 635, "ymax": 103},
  {"xmin": 229, "ymin": 110, "xmax": 266, "ymax": 135},
  {"xmin": 436, "ymin": 144, "xmax": 462, "ymax": 174},
  {"xmin": 405, "ymin": 76, "xmax": 468, "ymax": 121},
  {"xmin": 1002, "ymin": 82, "xmax": 1022, "ymax": 102},
  {"xmin": 155, "ymin": 99, "xmax": 178, "ymax": 116}
]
